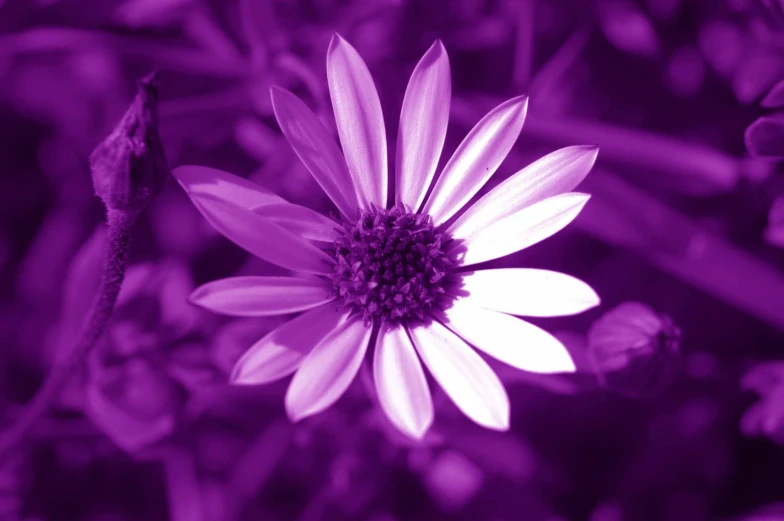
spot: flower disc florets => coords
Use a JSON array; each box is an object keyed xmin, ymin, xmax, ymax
[{"xmin": 326, "ymin": 206, "xmax": 459, "ymax": 325}]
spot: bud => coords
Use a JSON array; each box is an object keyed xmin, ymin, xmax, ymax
[
  {"xmin": 587, "ymin": 301, "xmax": 681, "ymax": 398},
  {"xmin": 90, "ymin": 71, "xmax": 168, "ymax": 215}
]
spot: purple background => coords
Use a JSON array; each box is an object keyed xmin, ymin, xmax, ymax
[{"xmin": 1, "ymin": 0, "xmax": 784, "ymax": 520}]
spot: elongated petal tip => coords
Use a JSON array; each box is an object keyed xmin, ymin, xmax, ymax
[
  {"xmin": 269, "ymin": 84, "xmax": 286, "ymax": 100},
  {"xmin": 269, "ymin": 85, "xmax": 297, "ymax": 115},
  {"xmin": 328, "ymin": 32, "xmax": 347, "ymax": 52},
  {"xmin": 188, "ymin": 287, "xmax": 206, "ymax": 307},
  {"xmin": 415, "ymin": 39, "xmax": 449, "ymax": 74},
  {"xmin": 230, "ymin": 359, "xmax": 255, "ymax": 384},
  {"xmin": 406, "ymin": 420, "xmax": 432, "ymax": 440},
  {"xmin": 283, "ymin": 393, "xmax": 322, "ymax": 422},
  {"xmin": 485, "ymin": 411, "xmax": 511, "ymax": 431},
  {"xmin": 285, "ymin": 401, "xmax": 307, "ymax": 422},
  {"xmin": 581, "ymin": 144, "xmax": 600, "ymax": 158},
  {"xmin": 428, "ymin": 38, "xmax": 447, "ymax": 57},
  {"xmin": 508, "ymin": 94, "xmax": 530, "ymax": 117}
]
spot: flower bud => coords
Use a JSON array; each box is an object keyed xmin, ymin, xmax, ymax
[
  {"xmin": 90, "ymin": 71, "xmax": 168, "ymax": 215},
  {"xmin": 587, "ymin": 301, "xmax": 681, "ymax": 398}
]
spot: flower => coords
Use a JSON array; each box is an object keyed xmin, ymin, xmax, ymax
[
  {"xmin": 587, "ymin": 301, "xmax": 681, "ymax": 398},
  {"xmin": 173, "ymin": 34, "xmax": 600, "ymax": 439}
]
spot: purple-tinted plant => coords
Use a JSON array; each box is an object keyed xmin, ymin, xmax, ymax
[
  {"xmin": 173, "ymin": 34, "xmax": 601, "ymax": 440},
  {"xmin": 1, "ymin": 1, "xmax": 784, "ymax": 520},
  {"xmin": 0, "ymin": 71, "xmax": 166, "ymax": 462}
]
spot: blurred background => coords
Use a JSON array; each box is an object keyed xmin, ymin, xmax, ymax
[{"xmin": 1, "ymin": 0, "xmax": 784, "ymax": 520}]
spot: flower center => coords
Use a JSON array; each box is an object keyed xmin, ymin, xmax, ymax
[{"xmin": 326, "ymin": 207, "xmax": 459, "ymax": 325}]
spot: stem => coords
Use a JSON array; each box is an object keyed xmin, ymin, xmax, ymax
[{"xmin": 0, "ymin": 210, "xmax": 135, "ymax": 463}]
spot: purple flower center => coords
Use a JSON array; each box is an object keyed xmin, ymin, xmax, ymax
[{"xmin": 325, "ymin": 207, "xmax": 459, "ymax": 325}]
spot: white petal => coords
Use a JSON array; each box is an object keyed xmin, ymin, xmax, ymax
[
  {"xmin": 172, "ymin": 165, "xmax": 284, "ymax": 208},
  {"xmin": 194, "ymin": 195, "xmax": 332, "ymax": 274},
  {"xmin": 253, "ymin": 202, "xmax": 339, "ymax": 242},
  {"xmin": 395, "ymin": 40, "xmax": 451, "ymax": 211},
  {"xmin": 442, "ymin": 298, "xmax": 576, "ymax": 374},
  {"xmin": 190, "ymin": 276, "xmax": 334, "ymax": 317},
  {"xmin": 459, "ymin": 268, "xmax": 600, "ymax": 317},
  {"xmin": 285, "ymin": 314, "xmax": 372, "ymax": 421},
  {"xmin": 422, "ymin": 96, "xmax": 528, "ymax": 225},
  {"xmin": 327, "ymin": 34, "xmax": 388, "ymax": 208},
  {"xmin": 408, "ymin": 320, "xmax": 509, "ymax": 430},
  {"xmin": 270, "ymin": 86, "xmax": 359, "ymax": 216},
  {"xmin": 455, "ymin": 192, "xmax": 590, "ymax": 266},
  {"xmin": 231, "ymin": 304, "xmax": 347, "ymax": 385},
  {"xmin": 448, "ymin": 146, "xmax": 598, "ymax": 240},
  {"xmin": 173, "ymin": 165, "xmax": 337, "ymax": 243},
  {"xmin": 373, "ymin": 325, "xmax": 433, "ymax": 439}
]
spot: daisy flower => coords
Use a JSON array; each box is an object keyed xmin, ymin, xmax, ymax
[{"xmin": 173, "ymin": 34, "xmax": 600, "ymax": 439}]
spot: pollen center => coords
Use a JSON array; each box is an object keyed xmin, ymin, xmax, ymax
[{"xmin": 326, "ymin": 207, "xmax": 458, "ymax": 324}]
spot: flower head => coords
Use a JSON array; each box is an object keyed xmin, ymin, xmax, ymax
[{"xmin": 174, "ymin": 34, "xmax": 600, "ymax": 439}]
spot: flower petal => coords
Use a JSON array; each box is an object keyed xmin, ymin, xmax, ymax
[
  {"xmin": 373, "ymin": 325, "xmax": 433, "ymax": 439},
  {"xmin": 253, "ymin": 202, "xmax": 339, "ymax": 242},
  {"xmin": 231, "ymin": 304, "xmax": 347, "ymax": 385},
  {"xmin": 458, "ymin": 268, "xmax": 600, "ymax": 317},
  {"xmin": 327, "ymin": 34, "xmax": 388, "ymax": 208},
  {"xmin": 422, "ymin": 96, "xmax": 529, "ymax": 225},
  {"xmin": 395, "ymin": 40, "xmax": 451, "ymax": 211},
  {"xmin": 442, "ymin": 298, "xmax": 576, "ymax": 374},
  {"xmin": 173, "ymin": 164, "xmax": 335, "ymax": 240},
  {"xmin": 190, "ymin": 276, "xmax": 334, "ymax": 317},
  {"xmin": 408, "ymin": 320, "xmax": 509, "ymax": 430},
  {"xmin": 455, "ymin": 192, "xmax": 590, "ymax": 266},
  {"xmin": 285, "ymin": 314, "xmax": 372, "ymax": 421},
  {"xmin": 172, "ymin": 165, "xmax": 284, "ymax": 208},
  {"xmin": 270, "ymin": 86, "xmax": 359, "ymax": 216},
  {"xmin": 448, "ymin": 146, "xmax": 598, "ymax": 240},
  {"xmin": 194, "ymin": 195, "xmax": 332, "ymax": 274}
]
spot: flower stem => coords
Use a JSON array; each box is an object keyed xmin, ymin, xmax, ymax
[{"xmin": 0, "ymin": 209, "xmax": 135, "ymax": 463}]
